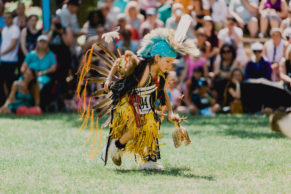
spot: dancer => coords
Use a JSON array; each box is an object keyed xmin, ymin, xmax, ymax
[{"xmin": 77, "ymin": 16, "xmax": 196, "ymax": 170}]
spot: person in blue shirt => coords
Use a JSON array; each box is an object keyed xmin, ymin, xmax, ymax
[
  {"xmin": 245, "ymin": 42, "xmax": 271, "ymax": 80},
  {"xmin": 21, "ymin": 35, "xmax": 57, "ymax": 89}
]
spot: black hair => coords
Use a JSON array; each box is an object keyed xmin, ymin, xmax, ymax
[
  {"xmin": 220, "ymin": 43, "xmax": 236, "ymax": 61},
  {"xmin": 88, "ymin": 10, "xmax": 104, "ymax": 28},
  {"xmin": 26, "ymin": 14, "xmax": 38, "ymax": 23}
]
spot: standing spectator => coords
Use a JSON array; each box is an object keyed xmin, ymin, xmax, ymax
[
  {"xmin": 82, "ymin": 10, "xmax": 104, "ymax": 40},
  {"xmin": 57, "ymin": 0, "xmax": 82, "ymax": 36},
  {"xmin": 204, "ymin": 0, "xmax": 228, "ymax": 31},
  {"xmin": 125, "ymin": 1, "xmax": 144, "ymax": 39},
  {"xmin": 245, "ymin": 42, "xmax": 272, "ymax": 79},
  {"xmin": 139, "ymin": 8, "xmax": 163, "ymax": 37},
  {"xmin": 189, "ymin": 0, "xmax": 206, "ymax": 31},
  {"xmin": 20, "ymin": 15, "xmax": 42, "ymax": 57},
  {"xmin": 229, "ymin": 0, "xmax": 259, "ymax": 38},
  {"xmin": 279, "ymin": 45, "xmax": 291, "ymax": 91},
  {"xmin": 218, "ymin": 16, "xmax": 247, "ymax": 66},
  {"xmin": 13, "ymin": 2, "xmax": 26, "ymax": 30},
  {"xmin": 48, "ymin": 15, "xmax": 72, "ymax": 87},
  {"xmin": 259, "ymin": 0, "xmax": 288, "ymax": 38},
  {"xmin": 166, "ymin": 3, "xmax": 194, "ymax": 38},
  {"xmin": 280, "ymin": 7, "xmax": 291, "ymax": 32},
  {"xmin": 115, "ymin": 13, "xmax": 139, "ymax": 41},
  {"xmin": 0, "ymin": 1, "xmax": 5, "ymax": 36},
  {"xmin": 0, "ymin": 68, "xmax": 40, "ymax": 114},
  {"xmin": 0, "ymin": 12, "xmax": 20, "ymax": 105},
  {"xmin": 263, "ymin": 28, "xmax": 288, "ymax": 81}
]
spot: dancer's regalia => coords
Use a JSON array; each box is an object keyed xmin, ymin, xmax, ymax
[{"xmin": 77, "ymin": 16, "xmax": 197, "ymax": 169}]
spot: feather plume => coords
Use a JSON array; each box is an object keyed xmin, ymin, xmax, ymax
[
  {"xmin": 91, "ymin": 89, "xmax": 108, "ymax": 98},
  {"xmin": 85, "ymin": 77, "xmax": 107, "ymax": 84},
  {"xmin": 98, "ymin": 104, "xmax": 112, "ymax": 118},
  {"xmin": 96, "ymin": 43, "xmax": 117, "ymax": 61},
  {"xmin": 92, "ymin": 98, "xmax": 113, "ymax": 110},
  {"xmin": 102, "ymin": 27, "xmax": 120, "ymax": 43},
  {"xmin": 93, "ymin": 51, "xmax": 113, "ymax": 68},
  {"xmin": 174, "ymin": 15, "xmax": 192, "ymax": 43},
  {"xmin": 90, "ymin": 64, "xmax": 110, "ymax": 76}
]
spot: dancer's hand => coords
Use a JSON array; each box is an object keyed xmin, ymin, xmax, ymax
[
  {"xmin": 168, "ymin": 111, "xmax": 180, "ymax": 122},
  {"xmin": 104, "ymin": 79, "xmax": 112, "ymax": 92}
]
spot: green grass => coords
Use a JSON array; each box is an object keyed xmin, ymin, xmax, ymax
[{"xmin": 0, "ymin": 114, "xmax": 290, "ymax": 193}]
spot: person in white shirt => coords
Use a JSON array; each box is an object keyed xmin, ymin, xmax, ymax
[
  {"xmin": 0, "ymin": 12, "xmax": 20, "ymax": 105},
  {"xmin": 229, "ymin": 0, "xmax": 259, "ymax": 38},
  {"xmin": 218, "ymin": 16, "xmax": 247, "ymax": 66},
  {"xmin": 263, "ymin": 28, "xmax": 288, "ymax": 81},
  {"xmin": 203, "ymin": 0, "xmax": 228, "ymax": 31}
]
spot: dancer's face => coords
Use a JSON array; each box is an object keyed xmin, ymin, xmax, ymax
[{"xmin": 156, "ymin": 56, "xmax": 175, "ymax": 73}]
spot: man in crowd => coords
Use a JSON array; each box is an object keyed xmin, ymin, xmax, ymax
[{"xmin": 0, "ymin": 12, "xmax": 20, "ymax": 105}]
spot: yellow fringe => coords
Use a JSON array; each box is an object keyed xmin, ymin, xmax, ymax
[
  {"xmin": 79, "ymin": 98, "xmax": 91, "ymax": 132},
  {"xmin": 109, "ymin": 95, "xmax": 161, "ymax": 162},
  {"xmin": 83, "ymin": 109, "xmax": 95, "ymax": 146}
]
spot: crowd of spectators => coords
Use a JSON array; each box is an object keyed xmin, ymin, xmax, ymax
[{"xmin": 0, "ymin": 0, "xmax": 290, "ymax": 116}]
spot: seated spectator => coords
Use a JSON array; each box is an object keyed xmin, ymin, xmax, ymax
[
  {"xmin": 117, "ymin": 29, "xmax": 139, "ymax": 54},
  {"xmin": 195, "ymin": 27, "xmax": 211, "ymax": 60},
  {"xmin": 259, "ymin": 0, "xmax": 288, "ymax": 38},
  {"xmin": 279, "ymin": 45, "xmax": 291, "ymax": 92},
  {"xmin": 21, "ymin": 35, "xmax": 57, "ymax": 90},
  {"xmin": 13, "ymin": 2, "xmax": 26, "ymax": 30},
  {"xmin": 263, "ymin": 28, "xmax": 288, "ymax": 81},
  {"xmin": 166, "ymin": 3, "xmax": 194, "ymax": 38},
  {"xmin": 218, "ymin": 16, "xmax": 247, "ymax": 66},
  {"xmin": 203, "ymin": 16, "xmax": 219, "ymax": 70},
  {"xmin": 204, "ymin": 0, "xmax": 227, "ymax": 31},
  {"xmin": 229, "ymin": 0, "xmax": 259, "ymax": 38},
  {"xmin": 188, "ymin": 0, "xmax": 205, "ymax": 31},
  {"xmin": 20, "ymin": 15, "xmax": 42, "ymax": 57},
  {"xmin": 139, "ymin": 8, "xmax": 163, "ymax": 37},
  {"xmin": 223, "ymin": 68, "xmax": 244, "ymax": 114},
  {"xmin": 167, "ymin": 71, "xmax": 182, "ymax": 110},
  {"xmin": 0, "ymin": 68, "xmax": 41, "ymax": 114},
  {"xmin": 280, "ymin": 7, "xmax": 291, "ymax": 32},
  {"xmin": 185, "ymin": 77, "xmax": 220, "ymax": 115},
  {"xmin": 125, "ymin": 1, "xmax": 144, "ymax": 39},
  {"xmin": 283, "ymin": 27, "xmax": 291, "ymax": 44},
  {"xmin": 245, "ymin": 42, "xmax": 272, "ymax": 79},
  {"xmin": 180, "ymin": 50, "xmax": 208, "ymax": 81},
  {"xmin": 211, "ymin": 44, "xmax": 240, "ymax": 104}
]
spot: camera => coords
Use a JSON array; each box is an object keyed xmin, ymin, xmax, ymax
[{"xmin": 54, "ymin": 22, "xmax": 62, "ymax": 30}]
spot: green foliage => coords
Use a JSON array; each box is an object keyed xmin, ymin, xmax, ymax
[{"xmin": 0, "ymin": 114, "xmax": 290, "ymax": 193}]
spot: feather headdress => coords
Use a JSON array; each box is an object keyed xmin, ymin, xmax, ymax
[{"xmin": 137, "ymin": 15, "xmax": 199, "ymax": 58}]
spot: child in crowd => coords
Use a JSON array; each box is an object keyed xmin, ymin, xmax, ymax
[{"xmin": 167, "ymin": 71, "xmax": 183, "ymax": 110}]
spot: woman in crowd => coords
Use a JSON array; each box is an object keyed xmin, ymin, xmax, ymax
[
  {"xmin": 0, "ymin": 68, "xmax": 41, "ymax": 114},
  {"xmin": 20, "ymin": 15, "xmax": 42, "ymax": 57},
  {"xmin": 189, "ymin": 0, "xmax": 206, "ymax": 31},
  {"xmin": 195, "ymin": 27, "xmax": 211, "ymax": 60},
  {"xmin": 13, "ymin": 2, "xmax": 26, "ymax": 30},
  {"xmin": 259, "ymin": 0, "xmax": 288, "ymax": 38},
  {"xmin": 203, "ymin": 16, "xmax": 219, "ymax": 70},
  {"xmin": 124, "ymin": 1, "xmax": 144, "ymax": 40},
  {"xmin": 82, "ymin": 10, "xmax": 105, "ymax": 40},
  {"xmin": 21, "ymin": 35, "xmax": 57, "ymax": 110},
  {"xmin": 223, "ymin": 68, "xmax": 244, "ymax": 114},
  {"xmin": 211, "ymin": 44, "xmax": 240, "ymax": 104}
]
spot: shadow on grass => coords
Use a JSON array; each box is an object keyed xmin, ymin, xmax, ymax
[
  {"xmin": 115, "ymin": 167, "xmax": 215, "ymax": 180},
  {"xmin": 218, "ymin": 129, "xmax": 284, "ymax": 139}
]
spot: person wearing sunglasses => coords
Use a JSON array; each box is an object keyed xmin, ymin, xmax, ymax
[{"xmin": 245, "ymin": 42, "xmax": 272, "ymax": 79}]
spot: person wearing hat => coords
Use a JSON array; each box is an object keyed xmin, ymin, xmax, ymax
[
  {"xmin": 21, "ymin": 35, "xmax": 57, "ymax": 89},
  {"xmin": 245, "ymin": 42, "xmax": 272, "ymax": 79},
  {"xmin": 139, "ymin": 8, "xmax": 163, "ymax": 37},
  {"xmin": 263, "ymin": 28, "xmax": 288, "ymax": 81}
]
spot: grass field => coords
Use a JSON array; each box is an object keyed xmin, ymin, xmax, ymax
[{"xmin": 0, "ymin": 114, "xmax": 290, "ymax": 193}]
